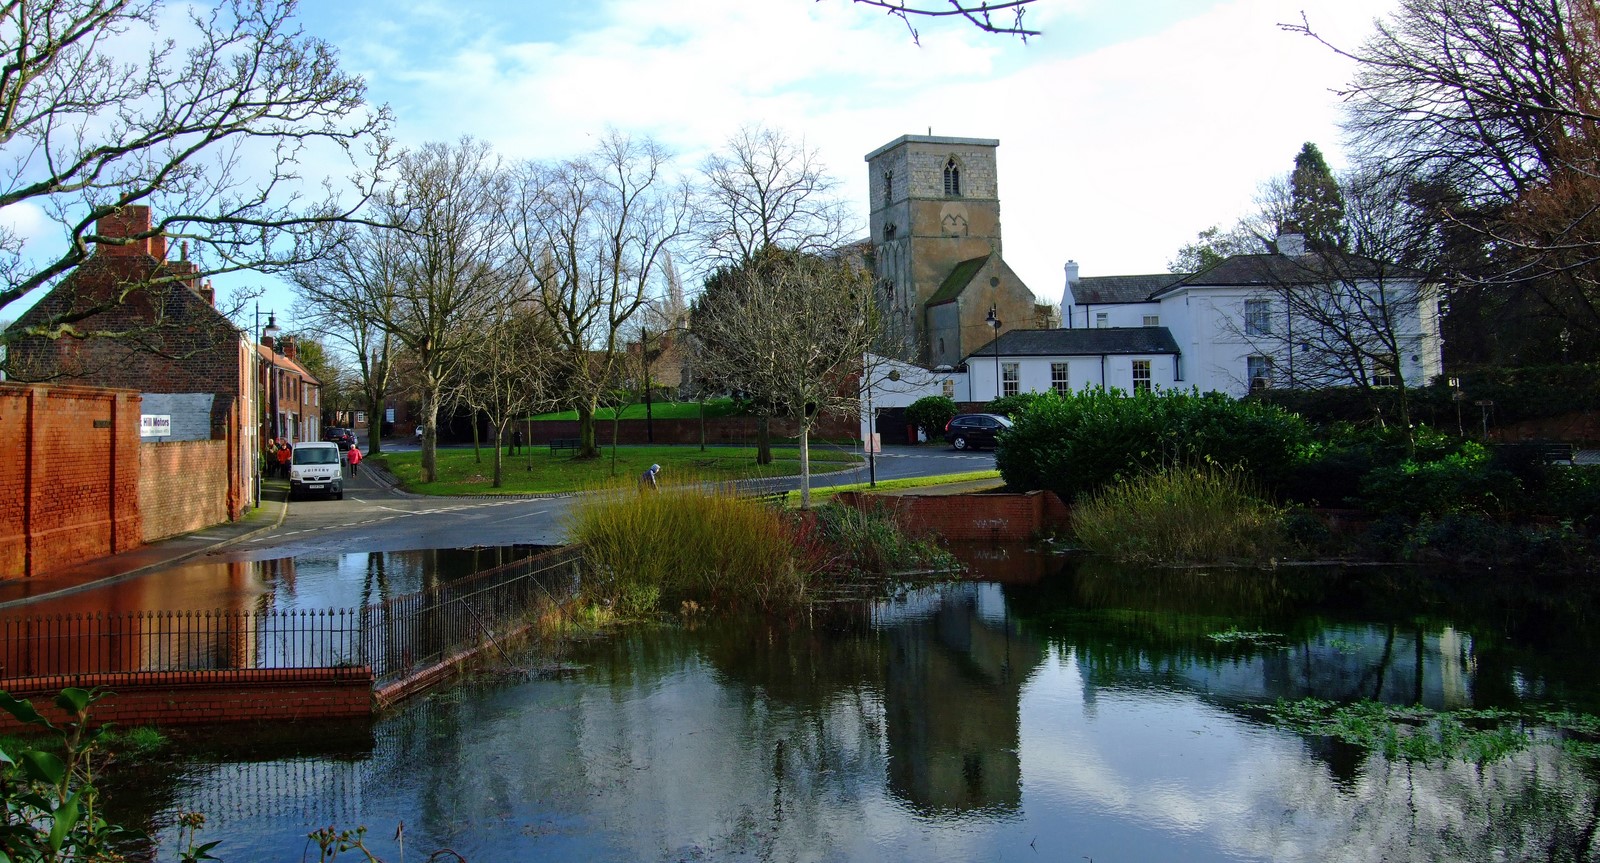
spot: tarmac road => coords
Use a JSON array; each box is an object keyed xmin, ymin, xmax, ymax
[{"xmin": 233, "ymin": 443, "xmax": 994, "ymax": 557}]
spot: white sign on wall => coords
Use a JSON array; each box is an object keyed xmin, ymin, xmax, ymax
[
  {"xmin": 385, "ymin": 408, "xmax": 395, "ymax": 423},
  {"xmin": 140, "ymin": 415, "xmax": 171, "ymax": 437}
]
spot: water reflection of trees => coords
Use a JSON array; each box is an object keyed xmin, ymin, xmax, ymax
[{"xmin": 1005, "ymin": 556, "xmax": 1600, "ymax": 715}]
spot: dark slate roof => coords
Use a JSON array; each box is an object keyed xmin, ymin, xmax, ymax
[
  {"xmin": 1071, "ymin": 273, "xmax": 1187, "ymax": 304},
  {"xmin": 927, "ymin": 254, "xmax": 991, "ymax": 306},
  {"xmin": 967, "ymin": 327, "xmax": 1180, "ymax": 362},
  {"xmin": 1154, "ymin": 252, "xmax": 1418, "ymax": 296}
]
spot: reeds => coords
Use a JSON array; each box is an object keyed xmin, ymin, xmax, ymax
[
  {"xmin": 568, "ymin": 480, "xmax": 805, "ymax": 614},
  {"xmin": 1071, "ymin": 465, "xmax": 1285, "ymax": 564}
]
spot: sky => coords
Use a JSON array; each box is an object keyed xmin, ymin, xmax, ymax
[{"xmin": 8, "ymin": 0, "xmax": 1404, "ymax": 330}]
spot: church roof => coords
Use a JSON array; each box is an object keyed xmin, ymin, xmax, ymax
[
  {"xmin": 1071, "ymin": 273, "xmax": 1187, "ymax": 305},
  {"xmin": 969, "ymin": 327, "xmax": 1180, "ymax": 362},
  {"xmin": 927, "ymin": 254, "xmax": 992, "ymax": 307}
]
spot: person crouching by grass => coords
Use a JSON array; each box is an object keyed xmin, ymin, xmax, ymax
[{"xmin": 640, "ymin": 463, "xmax": 660, "ymax": 492}]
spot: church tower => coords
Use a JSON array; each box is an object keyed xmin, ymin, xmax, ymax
[{"xmin": 866, "ymin": 135, "xmax": 1034, "ymax": 368}]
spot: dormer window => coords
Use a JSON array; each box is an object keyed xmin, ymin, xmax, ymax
[
  {"xmin": 884, "ymin": 169, "xmax": 894, "ymax": 208},
  {"xmin": 943, "ymin": 158, "xmax": 961, "ymax": 196}
]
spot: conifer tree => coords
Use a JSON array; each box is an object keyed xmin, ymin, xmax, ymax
[{"xmin": 1288, "ymin": 143, "xmax": 1346, "ymax": 250}]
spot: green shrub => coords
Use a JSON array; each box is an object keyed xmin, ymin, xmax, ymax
[
  {"xmin": 996, "ymin": 388, "xmax": 1310, "ymax": 501},
  {"xmin": 1357, "ymin": 441, "xmax": 1526, "ymax": 518},
  {"xmin": 904, "ymin": 396, "xmax": 958, "ymax": 439},
  {"xmin": 984, "ymin": 392, "xmax": 1050, "ymax": 418},
  {"xmin": 569, "ymin": 483, "xmax": 804, "ymax": 613},
  {"xmin": 1070, "ymin": 465, "xmax": 1285, "ymax": 564}
]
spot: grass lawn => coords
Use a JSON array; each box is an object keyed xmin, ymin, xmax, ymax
[
  {"xmin": 526, "ymin": 398, "xmax": 741, "ymax": 421},
  {"xmin": 777, "ymin": 470, "xmax": 1003, "ymax": 506},
  {"xmin": 372, "ymin": 444, "xmax": 863, "ymax": 495}
]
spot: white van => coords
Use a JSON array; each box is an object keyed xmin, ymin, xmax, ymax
[{"xmin": 290, "ymin": 441, "xmax": 344, "ymax": 500}]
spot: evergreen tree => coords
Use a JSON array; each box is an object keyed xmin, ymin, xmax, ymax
[{"xmin": 1287, "ymin": 143, "xmax": 1346, "ymax": 250}]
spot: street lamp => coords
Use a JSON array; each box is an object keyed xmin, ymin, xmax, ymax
[
  {"xmin": 986, "ymin": 306, "xmax": 1002, "ymax": 399},
  {"xmin": 263, "ymin": 313, "xmax": 281, "ymax": 443}
]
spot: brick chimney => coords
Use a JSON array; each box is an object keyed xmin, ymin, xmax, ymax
[
  {"xmin": 97, "ymin": 206, "xmax": 156, "ymax": 257},
  {"xmin": 282, "ymin": 336, "xmax": 297, "ymax": 363}
]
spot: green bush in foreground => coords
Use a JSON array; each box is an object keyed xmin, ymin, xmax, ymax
[
  {"xmin": 569, "ymin": 483, "xmax": 804, "ymax": 614},
  {"xmin": 1071, "ymin": 466, "xmax": 1285, "ymax": 564},
  {"xmin": 904, "ymin": 396, "xmax": 957, "ymax": 439}
]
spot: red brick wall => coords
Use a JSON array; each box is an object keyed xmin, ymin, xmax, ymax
[
  {"xmin": 139, "ymin": 439, "xmax": 230, "ymax": 542},
  {"xmin": 0, "ymin": 667, "xmax": 373, "ymax": 731},
  {"xmin": 0, "ymin": 383, "xmax": 142, "ymax": 579},
  {"xmin": 835, "ymin": 490, "xmax": 1070, "ymax": 541},
  {"xmin": 517, "ymin": 414, "xmax": 860, "ymax": 446}
]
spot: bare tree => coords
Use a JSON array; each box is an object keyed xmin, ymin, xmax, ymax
[
  {"xmin": 1289, "ymin": 0, "xmax": 1600, "ymax": 347},
  {"xmin": 452, "ymin": 298, "xmax": 564, "ymax": 487},
  {"xmin": 373, "ymin": 138, "xmax": 522, "ymax": 482},
  {"xmin": 1229, "ymin": 169, "xmax": 1442, "ymax": 443},
  {"xmin": 0, "ymin": 0, "xmax": 392, "ymax": 358},
  {"xmin": 849, "ymin": 0, "xmax": 1041, "ymax": 42},
  {"xmin": 510, "ymin": 132, "xmax": 689, "ymax": 460},
  {"xmin": 290, "ymin": 219, "xmax": 402, "ymax": 454},
  {"xmin": 691, "ymin": 250, "xmax": 878, "ymax": 508},
  {"xmin": 695, "ymin": 125, "xmax": 854, "ymax": 463}
]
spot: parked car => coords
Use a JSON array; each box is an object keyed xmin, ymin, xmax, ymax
[
  {"xmin": 944, "ymin": 413, "xmax": 1012, "ymax": 451},
  {"xmin": 289, "ymin": 441, "xmax": 344, "ymax": 500},
  {"xmin": 323, "ymin": 427, "xmax": 355, "ymax": 451}
]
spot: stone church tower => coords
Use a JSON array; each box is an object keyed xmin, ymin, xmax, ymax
[{"xmin": 866, "ymin": 134, "xmax": 1038, "ymax": 368}]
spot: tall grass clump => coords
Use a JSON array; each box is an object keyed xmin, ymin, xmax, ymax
[
  {"xmin": 1071, "ymin": 466, "xmax": 1285, "ymax": 564},
  {"xmin": 569, "ymin": 482, "xmax": 804, "ymax": 615},
  {"xmin": 806, "ymin": 503, "xmax": 957, "ymax": 575}
]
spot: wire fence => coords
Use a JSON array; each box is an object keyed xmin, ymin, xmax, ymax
[{"xmin": 0, "ymin": 546, "xmax": 585, "ymax": 688}]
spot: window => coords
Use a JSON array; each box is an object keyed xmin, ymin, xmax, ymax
[
  {"xmin": 1051, "ymin": 362, "xmax": 1070, "ymax": 395},
  {"xmin": 1247, "ymin": 355, "xmax": 1274, "ymax": 391},
  {"xmin": 943, "ymin": 158, "xmax": 961, "ymax": 196},
  {"xmin": 1001, "ymin": 362, "xmax": 1019, "ymax": 396},
  {"xmin": 883, "ymin": 169, "xmax": 894, "ymax": 208},
  {"xmin": 941, "ymin": 379, "xmax": 955, "ymax": 398},
  {"xmin": 1095, "ymin": 312, "xmax": 1109, "ymax": 329},
  {"xmin": 1245, "ymin": 299, "xmax": 1271, "ymax": 336},
  {"xmin": 1371, "ymin": 353, "xmax": 1398, "ymax": 387},
  {"xmin": 1132, "ymin": 360, "xmax": 1152, "ymax": 392},
  {"xmin": 1143, "ymin": 315, "xmax": 1160, "ymax": 327}
]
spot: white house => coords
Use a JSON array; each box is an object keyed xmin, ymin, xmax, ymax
[{"xmin": 1058, "ymin": 238, "xmax": 1443, "ymax": 398}]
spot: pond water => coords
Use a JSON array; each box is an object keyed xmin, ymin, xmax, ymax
[{"xmin": 104, "ymin": 548, "xmax": 1600, "ymax": 862}]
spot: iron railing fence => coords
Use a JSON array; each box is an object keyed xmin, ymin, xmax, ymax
[
  {"xmin": 360, "ymin": 545, "xmax": 583, "ymax": 686},
  {"xmin": 0, "ymin": 545, "xmax": 585, "ymax": 687}
]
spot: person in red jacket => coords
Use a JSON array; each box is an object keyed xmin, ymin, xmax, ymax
[
  {"xmin": 347, "ymin": 443, "xmax": 362, "ymax": 476},
  {"xmin": 274, "ymin": 439, "xmax": 291, "ymax": 478}
]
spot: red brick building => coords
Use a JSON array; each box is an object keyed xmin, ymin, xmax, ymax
[
  {"xmin": 256, "ymin": 324, "xmax": 321, "ymax": 446},
  {"xmin": 6, "ymin": 205, "xmax": 258, "ymax": 519}
]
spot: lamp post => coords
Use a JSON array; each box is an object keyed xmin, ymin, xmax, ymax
[
  {"xmin": 263, "ymin": 313, "xmax": 281, "ymax": 444},
  {"xmin": 986, "ymin": 307, "xmax": 1003, "ymax": 399}
]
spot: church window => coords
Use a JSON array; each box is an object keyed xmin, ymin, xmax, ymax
[
  {"xmin": 943, "ymin": 158, "xmax": 961, "ymax": 196},
  {"xmin": 884, "ymin": 169, "xmax": 894, "ymax": 208},
  {"xmin": 938, "ymin": 337, "xmax": 945, "ymax": 354}
]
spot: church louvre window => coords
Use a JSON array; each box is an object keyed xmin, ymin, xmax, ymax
[
  {"xmin": 943, "ymin": 158, "xmax": 961, "ymax": 196},
  {"xmin": 884, "ymin": 169, "xmax": 894, "ymax": 208}
]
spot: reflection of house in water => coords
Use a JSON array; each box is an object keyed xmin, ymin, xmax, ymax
[{"xmin": 878, "ymin": 583, "xmax": 1045, "ymax": 815}]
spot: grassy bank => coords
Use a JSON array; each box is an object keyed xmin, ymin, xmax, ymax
[
  {"xmin": 775, "ymin": 470, "xmax": 1002, "ymax": 506},
  {"xmin": 527, "ymin": 398, "xmax": 741, "ymax": 421},
  {"xmin": 372, "ymin": 445, "xmax": 861, "ymax": 495}
]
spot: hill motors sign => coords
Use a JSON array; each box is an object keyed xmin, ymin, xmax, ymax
[{"xmin": 140, "ymin": 414, "xmax": 172, "ymax": 437}]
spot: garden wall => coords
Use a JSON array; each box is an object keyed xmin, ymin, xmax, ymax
[
  {"xmin": 835, "ymin": 490, "xmax": 1070, "ymax": 541},
  {"xmin": 0, "ymin": 667, "xmax": 373, "ymax": 731},
  {"xmin": 0, "ymin": 383, "xmax": 142, "ymax": 580},
  {"xmin": 138, "ymin": 439, "xmax": 230, "ymax": 542}
]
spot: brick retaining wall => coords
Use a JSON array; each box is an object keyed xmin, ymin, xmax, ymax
[
  {"xmin": 0, "ymin": 667, "xmax": 373, "ymax": 731},
  {"xmin": 139, "ymin": 439, "xmax": 230, "ymax": 542},
  {"xmin": 0, "ymin": 383, "xmax": 142, "ymax": 579},
  {"xmin": 835, "ymin": 490, "xmax": 1070, "ymax": 541}
]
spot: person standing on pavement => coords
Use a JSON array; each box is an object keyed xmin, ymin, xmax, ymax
[
  {"xmin": 275, "ymin": 439, "xmax": 292, "ymax": 478},
  {"xmin": 347, "ymin": 443, "xmax": 362, "ymax": 476}
]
